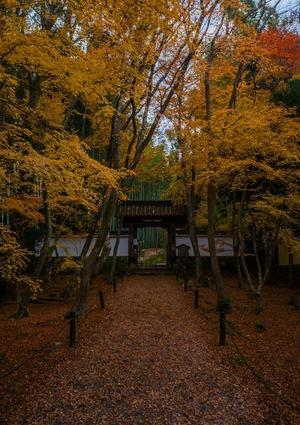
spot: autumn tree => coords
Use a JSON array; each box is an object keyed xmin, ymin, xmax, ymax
[
  {"xmin": 164, "ymin": 0, "xmax": 300, "ymax": 311},
  {"xmin": 0, "ymin": 1, "xmax": 123, "ymax": 315},
  {"xmin": 68, "ymin": 0, "xmax": 236, "ymax": 315},
  {"xmin": 1, "ymin": 0, "xmax": 299, "ymax": 318}
]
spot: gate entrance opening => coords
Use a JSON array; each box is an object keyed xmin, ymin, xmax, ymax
[
  {"xmin": 120, "ymin": 200, "xmax": 187, "ymax": 267},
  {"xmin": 137, "ymin": 227, "xmax": 168, "ymax": 266}
]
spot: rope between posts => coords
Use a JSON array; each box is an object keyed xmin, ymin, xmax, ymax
[
  {"xmin": 0, "ymin": 294, "xmax": 103, "ymax": 382},
  {"xmin": 225, "ymin": 320, "xmax": 277, "ymax": 366},
  {"xmin": 226, "ymin": 325, "xmax": 300, "ymax": 415},
  {"xmin": 77, "ymin": 301, "xmax": 100, "ymax": 331},
  {"xmin": 0, "ymin": 322, "xmax": 66, "ymax": 382},
  {"xmin": 86, "ymin": 301, "xmax": 100, "ymax": 317},
  {"xmin": 192, "ymin": 291, "xmax": 219, "ymax": 325},
  {"xmin": 183, "ymin": 283, "xmax": 300, "ymax": 414},
  {"xmin": 1, "ymin": 315, "xmax": 66, "ymax": 362},
  {"xmin": 198, "ymin": 306, "xmax": 219, "ymax": 325}
]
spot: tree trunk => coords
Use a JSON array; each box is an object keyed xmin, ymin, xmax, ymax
[
  {"xmin": 188, "ymin": 179, "xmax": 203, "ymax": 282},
  {"xmin": 236, "ymin": 189, "xmax": 256, "ymax": 294},
  {"xmin": 207, "ymin": 182, "xmax": 226, "ymax": 310},
  {"xmin": 109, "ymin": 203, "xmax": 122, "ymax": 284},
  {"xmin": 15, "ymin": 291, "xmax": 30, "ymax": 318},
  {"xmin": 93, "ymin": 238, "xmax": 111, "ymax": 279},
  {"xmin": 240, "ymin": 247, "xmax": 255, "ymax": 293},
  {"xmin": 228, "ymin": 63, "xmax": 244, "ymax": 109},
  {"xmin": 106, "ymin": 97, "xmax": 121, "ymax": 167},
  {"xmin": 63, "ymin": 96, "xmax": 78, "ymax": 130},
  {"xmin": 238, "ymin": 224, "xmax": 255, "ymax": 294},
  {"xmin": 81, "ymin": 223, "xmax": 96, "ymax": 258},
  {"xmin": 71, "ymin": 190, "xmax": 117, "ymax": 317},
  {"xmin": 252, "ymin": 228, "xmax": 263, "ymax": 289},
  {"xmin": 12, "ymin": 286, "xmax": 31, "ymax": 319},
  {"xmin": 35, "ymin": 189, "xmax": 52, "ymax": 279},
  {"xmin": 189, "ymin": 227, "xmax": 202, "ymax": 282},
  {"xmin": 262, "ymin": 219, "xmax": 281, "ymax": 285},
  {"xmin": 252, "ymin": 229, "xmax": 264, "ymax": 314},
  {"xmin": 204, "ymin": 43, "xmax": 227, "ymax": 310},
  {"xmin": 232, "ymin": 193, "xmax": 243, "ymax": 288},
  {"xmin": 80, "ymin": 198, "xmax": 105, "ymax": 257},
  {"xmin": 28, "ymin": 73, "xmax": 41, "ymax": 108},
  {"xmin": 254, "ymin": 292, "xmax": 262, "ymax": 315},
  {"xmin": 180, "ymin": 149, "xmax": 203, "ymax": 282}
]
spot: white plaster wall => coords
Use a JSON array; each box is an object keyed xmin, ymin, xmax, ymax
[
  {"xmin": 36, "ymin": 234, "xmax": 233, "ymax": 257},
  {"xmin": 109, "ymin": 236, "xmax": 129, "ymax": 256},
  {"xmin": 36, "ymin": 235, "xmax": 129, "ymax": 257},
  {"xmin": 176, "ymin": 235, "xmax": 233, "ymax": 257}
]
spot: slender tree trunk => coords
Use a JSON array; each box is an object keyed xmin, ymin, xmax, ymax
[
  {"xmin": 28, "ymin": 73, "xmax": 42, "ymax": 108},
  {"xmin": 189, "ymin": 223, "xmax": 202, "ymax": 282},
  {"xmin": 187, "ymin": 171, "xmax": 203, "ymax": 282},
  {"xmin": 81, "ymin": 226, "xmax": 96, "ymax": 258},
  {"xmin": 76, "ymin": 93, "xmax": 122, "ymax": 314},
  {"xmin": 188, "ymin": 205, "xmax": 202, "ymax": 282},
  {"xmin": 252, "ymin": 227, "xmax": 263, "ymax": 314},
  {"xmin": 106, "ymin": 97, "xmax": 121, "ymax": 167},
  {"xmin": 262, "ymin": 219, "xmax": 281, "ymax": 285},
  {"xmin": 239, "ymin": 236, "xmax": 255, "ymax": 293},
  {"xmin": 179, "ymin": 140, "xmax": 203, "ymax": 282},
  {"xmin": 236, "ymin": 189, "xmax": 255, "ymax": 293},
  {"xmin": 228, "ymin": 63, "xmax": 244, "ymax": 109},
  {"xmin": 93, "ymin": 237, "xmax": 111, "ymax": 279},
  {"xmin": 63, "ymin": 96, "xmax": 78, "ymax": 130},
  {"xmin": 14, "ymin": 290, "xmax": 30, "ymax": 319},
  {"xmin": 232, "ymin": 193, "xmax": 243, "ymax": 288},
  {"xmin": 204, "ymin": 43, "xmax": 227, "ymax": 310},
  {"xmin": 252, "ymin": 229, "xmax": 263, "ymax": 288},
  {"xmin": 81, "ymin": 197, "xmax": 106, "ymax": 257},
  {"xmin": 35, "ymin": 189, "xmax": 52, "ymax": 279},
  {"xmin": 71, "ymin": 190, "xmax": 117, "ymax": 316},
  {"xmin": 109, "ymin": 203, "xmax": 122, "ymax": 283},
  {"xmin": 207, "ymin": 182, "xmax": 226, "ymax": 309}
]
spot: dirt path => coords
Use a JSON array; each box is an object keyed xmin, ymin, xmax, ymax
[{"xmin": 1, "ymin": 276, "xmax": 281, "ymax": 424}]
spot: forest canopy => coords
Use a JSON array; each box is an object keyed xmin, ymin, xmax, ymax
[{"xmin": 0, "ymin": 0, "xmax": 299, "ymax": 316}]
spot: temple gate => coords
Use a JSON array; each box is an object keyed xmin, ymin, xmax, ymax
[{"xmin": 120, "ymin": 200, "xmax": 187, "ymax": 267}]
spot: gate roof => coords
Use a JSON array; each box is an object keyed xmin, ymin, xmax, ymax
[{"xmin": 120, "ymin": 200, "xmax": 186, "ymax": 223}]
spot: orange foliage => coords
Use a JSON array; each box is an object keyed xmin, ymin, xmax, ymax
[{"xmin": 259, "ymin": 29, "xmax": 300, "ymax": 75}]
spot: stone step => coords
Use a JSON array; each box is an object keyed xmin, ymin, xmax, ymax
[{"xmin": 132, "ymin": 266, "xmax": 175, "ymax": 276}]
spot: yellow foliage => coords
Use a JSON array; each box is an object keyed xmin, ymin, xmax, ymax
[{"xmin": 0, "ymin": 226, "xmax": 40, "ymax": 294}]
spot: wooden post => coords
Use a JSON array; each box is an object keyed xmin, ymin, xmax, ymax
[
  {"xmin": 98, "ymin": 290, "xmax": 105, "ymax": 309},
  {"xmin": 69, "ymin": 312, "xmax": 76, "ymax": 347},
  {"xmin": 219, "ymin": 311, "xmax": 226, "ymax": 346},
  {"xmin": 194, "ymin": 289, "xmax": 199, "ymax": 309},
  {"xmin": 112, "ymin": 277, "xmax": 117, "ymax": 293}
]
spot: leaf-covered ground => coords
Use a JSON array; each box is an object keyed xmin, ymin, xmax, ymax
[{"xmin": 0, "ymin": 275, "xmax": 299, "ymax": 424}]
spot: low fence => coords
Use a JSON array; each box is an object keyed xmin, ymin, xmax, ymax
[{"xmin": 176, "ymin": 269, "xmax": 300, "ymax": 415}]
